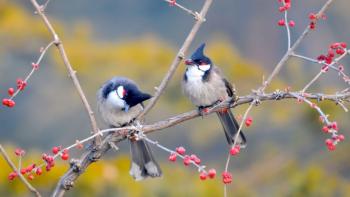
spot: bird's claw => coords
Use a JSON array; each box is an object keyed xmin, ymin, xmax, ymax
[{"xmin": 198, "ymin": 106, "xmax": 210, "ymax": 117}]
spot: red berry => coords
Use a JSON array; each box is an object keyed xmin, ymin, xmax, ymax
[
  {"xmin": 168, "ymin": 153, "xmax": 177, "ymax": 162},
  {"xmin": 230, "ymin": 145, "xmax": 240, "ymax": 156},
  {"xmin": 8, "ymin": 88, "xmax": 15, "ymax": 96},
  {"xmin": 7, "ymin": 100, "xmax": 15, "ymax": 107},
  {"xmin": 2, "ymin": 98, "xmax": 9, "ymax": 106},
  {"xmin": 199, "ymin": 172, "xmax": 207, "ymax": 180},
  {"xmin": 15, "ymin": 148, "xmax": 25, "ymax": 156},
  {"xmin": 321, "ymin": 65, "xmax": 329, "ymax": 72},
  {"xmin": 2, "ymin": 99, "xmax": 15, "ymax": 107},
  {"xmin": 26, "ymin": 164, "xmax": 35, "ymax": 173},
  {"xmin": 208, "ymin": 169, "xmax": 216, "ymax": 179},
  {"xmin": 309, "ymin": 13, "xmax": 317, "ymax": 20},
  {"xmin": 16, "ymin": 79, "xmax": 27, "ymax": 91},
  {"xmin": 331, "ymin": 122, "xmax": 338, "ymax": 131},
  {"xmin": 28, "ymin": 174, "xmax": 34, "ymax": 180},
  {"xmin": 245, "ymin": 117, "xmax": 253, "ymax": 127},
  {"xmin": 8, "ymin": 172, "xmax": 17, "ymax": 181},
  {"xmin": 61, "ymin": 153, "xmax": 69, "ymax": 160},
  {"xmin": 279, "ymin": 6, "xmax": 286, "ymax": 12},
  {"xmin": 322, "ymin": 126, "xmax": 329, "ymax": 133},
  {"xmin": 278, "ymin": 19, "xmax": 285, "ymax": 26},
  {"xmin": 317, "ymin": 55, "xmax": 326, "ymax": 61},
  {"xmin": 337, "ymin": 134, "xmax": 345, "ymax": 141},
  {"xmin": 327, "ymin": 144, "xmax": 336, "ymax": 151},
  {"xmin": 46, "ymin": 165, "xmax": 51, "ymax": 172},
  {"xmin": 330, "ymin": 43, "xmax": 340, "ymax": 49},
  {"xmin": 289, "ymin": 20, "xmax": 295, "ymax": 27},
  {"xmin": 168, "ymin": 0, "xmax": 176, "ymax": 6},
  {"xmin": 194, "ymin": 158, "xmax": 201, "ymax": 165},
  {"xmin": 325, "ymin": 139, "xmax": 333, "ymax": 146},
  {"xmin": 190, "ymin": 154, "xmax": 198, "ymax": 160},
  {"xmin": 52, "ymin": 146, "xmax": 60, "ymax": 155},
  {"xmin": 340, "ymin": 42, "xmax": 347, "ymax": 48},
  {"xmin": 32, "ymin": 62, "xmax": 39, "ymax": 70},
  {"xmin": 183, "ymin": 155, "xmax": 191, "ymax": 166},
  {"xmin": 20, "ymin": 168, "xmax": 27, "ymax": 175},
  {"xmin": 309, "ymin": 22, "xmax": 316, "ymax": 29},
  {"xmin": 36, "ymin": 168, "xmax": 42, "ymax": 175},
  {"xmin": 176, "ymin": 146, "xmax": 186, "ymax": 155},
  {"xmin": 222, "ymin": 171, "xmax": 232, "ymax": 184},
  {"xmin": 336, "ymin": 48, "xmax": 345, "ymax": 55}
]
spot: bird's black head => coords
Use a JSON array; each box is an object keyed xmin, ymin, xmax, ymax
[
  {"xmin": 101, "ymin": 78, "xmax": 151, "ymax": 111},
  {"xmin": 122, "ymin": 83, "xmax": 152, "ymax": 108},
  {"xmin": 185, "ymin": 43, "xmax": 212, "ymax": 71}
]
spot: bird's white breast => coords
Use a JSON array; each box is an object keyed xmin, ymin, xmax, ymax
[{"xmin": 183, "ymin": 66, "xmax": 228, "ymax": 106}]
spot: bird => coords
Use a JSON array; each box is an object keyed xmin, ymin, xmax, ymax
[
  {"xmin": 182, "ymin": 43, "xmax": 247, "ymax": 147},
  {"xmin": 97, "ymin": 77, "xmax": 162, "ymax": 181}
]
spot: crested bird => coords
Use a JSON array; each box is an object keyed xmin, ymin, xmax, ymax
[
  {"xmin": 182, "ymin": 43, "xmax": 247, "ymax": 147},
  {"xmin": 97, "ymin": 77, "xmax": 162, "ymax": 181}
]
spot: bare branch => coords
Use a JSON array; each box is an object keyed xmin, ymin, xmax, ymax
[
  {"xmin": 29, "ymin": 0, "xmax": 101, "ymax": 144},
  {"xmin": 51, "ymin": 89, "xmax": 349, "ymax": 196},
  {"xmin": 260, "ymin": 0, "xmax": 335, "ymax": 92},
  {"xmin": 137, "ymin": 0, "xmax": 213, "ymax": 119},
  {"xmin": 0, "ymin": 145, "xmax": 41, "ymax": 197},
  {"xmin": 163, "ymin": 0, "xmax": 198, "ymax": 18}
]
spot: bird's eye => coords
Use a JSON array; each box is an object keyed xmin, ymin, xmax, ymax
[
  {"xmin": 199, "ymin": 61, "xmax": 206, "ymax": 65},
  {"xmin": 117, "ymin": 86, "xmax": 126, "ymax": 98}
]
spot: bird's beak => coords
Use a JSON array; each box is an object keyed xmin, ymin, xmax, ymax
[{"xmin": 184, "ymin": 59, "xmax": 193, "ymax": 65}]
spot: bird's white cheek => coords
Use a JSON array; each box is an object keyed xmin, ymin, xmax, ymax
[
  {"xmin": 107, "ymin": 91, "xmax": 126, "ymax": 109},
  {"xmin": 186, "ymin": 66, "xmax": 204, "ymax": 80}
]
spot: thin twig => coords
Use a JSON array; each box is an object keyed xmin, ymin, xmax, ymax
[
  {"xmin": 260, "ymin": 0, "xmax": 335, "ymax": 92},
  {"xmin": 138, "ymin": 0, "xmax": 213, "ymax": 119},
  {"xmin": 283, "ymin": 2, "xmax": 291, "ymax": 49},
  {"xmin": 50, "ymin": 89, "xmax": 349, "ymax": 196},
  {"xmin": 0, "ymin": 145, "xmax": 41, "ymax": 197},
  {"xmin": 9, "ymin": 41, "xmax": 55, "ymax": 100},
  {"xmin": 29, "ymin": 0, "xmax": 101, "ymax": 144},
  {"xmin": 163, "ymin": 0, "xmax": 198, "ymax": 18},
  {"xmin": 301, "ymin": 49, "xmax": 348, "ymax": 92}
]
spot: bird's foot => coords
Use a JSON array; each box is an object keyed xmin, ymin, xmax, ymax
[{"xmin": 198, "ymin": 106, "xmax": 210, "ymax": 117}]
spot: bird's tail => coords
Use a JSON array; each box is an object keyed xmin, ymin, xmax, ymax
[
  {"xmin": 216, "ymin": 109, "xmax": 247, "ymax": 147},
  {"xmin": 129, "ymin": 139, "xmax": 162, "ymax": 181}
]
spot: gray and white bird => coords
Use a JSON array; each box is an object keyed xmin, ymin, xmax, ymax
[
  {"xmin": 97, "ymin": 77, "xmax": 162, "ymax": 181},
  {"xmin": 182, "ymin": 43, "xmax": 247, "ymax": 147}
]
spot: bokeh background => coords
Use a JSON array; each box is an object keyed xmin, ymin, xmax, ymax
[{"xmin": 1, "ymin": 0, "xmax": 350, "ymax": 196}]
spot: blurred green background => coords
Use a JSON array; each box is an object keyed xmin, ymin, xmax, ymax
[{"xmin": 0, "ymin": 0, "xmax": 350, "ymax": 196}]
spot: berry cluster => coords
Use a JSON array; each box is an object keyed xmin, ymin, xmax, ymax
[
  {"xmin": 277, "ymin": 0, "xmax": 295, "ymax": 28},
  {"xmin": 2, "ymin": 65, "xmax": 38, "ymax": 108},
  {"xmin": 308, "ymin": 12, "xmax": 326, "ymax": 30},
  {"xmin": 222, "ymin": 171, "xmax": 233, "ymax": 184},
  {"xmin": 168, "ymin": 146, "xmax": 216, "ymax": 181},
  {"xmin": 317, "ymin": 42, "xmax": 347, "ymax": 66},
  {"xmin": 8, "ymin": 148, "xmax": 42, "ymax": 181},
  {"xmin": 321, "ymin": 121, "xmax": 345, "ymax": 151},
  {"xmin": 2, "ymin": 43, "xmax": 52, "ymax": 108}
]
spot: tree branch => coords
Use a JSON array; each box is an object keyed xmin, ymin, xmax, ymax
[
  {"xmin": 0, "ymin": 145, "xmax": 41, "ymax": 197},
  {"xmin": 51, "ymin": 90, "xmax": 349, "ymax": 196},
  {"xmin": 29, "ymin": 0, "xmax": 101, "ymax": 144},
  {"xmin": 260, "ymin": 0, "xmax": 335, "ymax": 92},
  {"xmin": 137, "ymin": 0, "xmax": 213, "ymax": 119}
]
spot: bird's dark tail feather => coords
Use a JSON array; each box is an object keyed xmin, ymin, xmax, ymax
[
  {"xmin": 216, "ymin": 110, "xmax": 247, "ymax": 147},
  {"xmin": 129, "ymin": 139, "xmax": 162, "ymax": 181}
]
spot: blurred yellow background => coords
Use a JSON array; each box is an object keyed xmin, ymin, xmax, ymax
[{"xmin": 0, "ymin": 1, "xmax": 350, "ymax": 196}]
